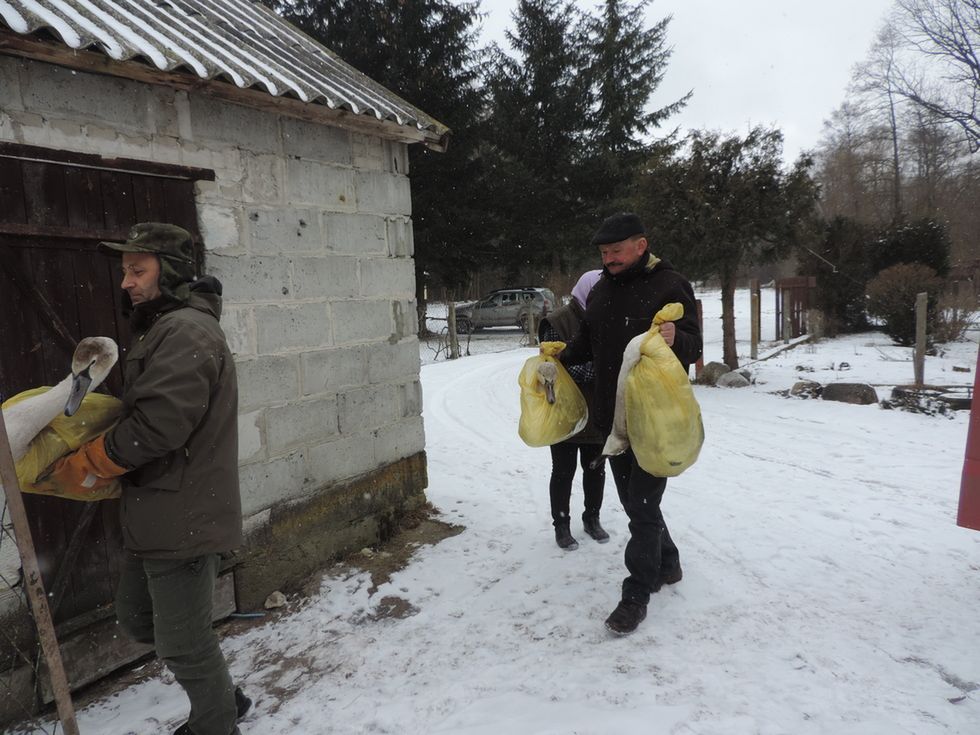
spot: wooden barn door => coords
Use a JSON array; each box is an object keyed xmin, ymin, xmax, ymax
[{"xmin": 0, "ymin": 142, "xmax": 212, "ymax": 627}]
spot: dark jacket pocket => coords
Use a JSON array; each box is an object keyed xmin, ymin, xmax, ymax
[
  {"xmin": 121, "ymin": 485, "xmax": 191, "ymax": 554},
  {"xmin": 127, "ymin": 449, "xmax": 187, "ymax": 491}
]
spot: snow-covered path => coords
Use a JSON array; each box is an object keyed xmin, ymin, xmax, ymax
[
  {"xmin": 411, "ymin": 349, "xmax": 979, "ymax": 735},
  {"xmin": 17, "ymin": 306, "xmax": 980, "ymax": 735}
]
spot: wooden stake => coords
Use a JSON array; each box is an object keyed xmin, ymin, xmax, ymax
[
  {"xmin": 914, "ymin": 291, "xmax": 928, "ymax": 386},
  {"xmin": 782, "ymin": 289, "xmax": 792, "ymax": 345},
  {"xmin": 750, "ymin": 281, "xmax": 760, "ymax": 361},
  {"xmin": 695, "ymin": 299, "xmax": 704, "ymax": 379},
  {"xmin": 447, "ymin": 299, "xmax": 460, "ymax": 360},
  {"xmin": 527, "ymin": 311, "xmax": 538, "ymax": 346},
  {"xmin": 0, "ymin": 411, "xmax": 80, "ymax": 735}
]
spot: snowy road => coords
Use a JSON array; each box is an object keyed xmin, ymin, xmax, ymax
[
  {"xmin": 20, "ymin": 325, "xmax": 980, "ymax": 735},
  {"xmin": 413, "ymin": 349, "xmax": 980, "ymax": 735}
]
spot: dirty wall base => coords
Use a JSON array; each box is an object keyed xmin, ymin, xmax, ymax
[{"xmin": 234, "ymin": 451, "xmax": 428, "ymax": 611}]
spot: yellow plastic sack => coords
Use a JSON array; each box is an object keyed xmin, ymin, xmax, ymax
[
  {"xmin": 518, "ymin": 342, "xmax": 588, "ymax": 447},
  {"xmin": 4, "ymin": 388, "xmax": 123, "ymax": 501},
  {"xmin": 625, "ymin": 303, "xmax": 704, "ymax": 477}
]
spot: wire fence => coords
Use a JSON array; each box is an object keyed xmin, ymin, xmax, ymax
[
  {"xmin": 0, "ymin": 501, "xmax": 63, "ymax": 734},
  {"xmin": 420, "ymin": 316, "xmax": 537, "ymax": 363}
]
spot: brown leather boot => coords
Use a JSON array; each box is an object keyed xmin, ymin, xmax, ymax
[{"xmin": 604, "ymin": 600, "xmax": 647, "ymax": 635}]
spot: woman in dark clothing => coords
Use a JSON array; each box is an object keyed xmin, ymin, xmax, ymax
[{"xmin": 537, "ymin": 270, "xmax": 608, "ymax": 550}]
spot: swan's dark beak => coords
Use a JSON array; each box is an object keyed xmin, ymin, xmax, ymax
[
  {"xmin": 65, "ymin": 366, "xmax": 92, "ymax": 416},
  {"xmin": 544, "ymin": 382, "xmax": 556, "ymax": 405}
]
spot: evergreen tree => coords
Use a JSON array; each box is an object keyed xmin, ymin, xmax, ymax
[
  {"xmin": 872, "ymin": 217, "xmax": 952, "ymax": 277},
  {"xmin": 579, "ymin": 0, "xmax": 689, "ymax": 215},
  {"xmin": 482, "ymin": 0, "xmax": 593, "ymax": 277},
  {"xmin": 800, "ymin": 217, "xmax": 876, "ymax": 335},
  {"xmin": 584, "ymin": 0, "xmax": 687, "ymax": 153},
  {"xmin": 275, "ymin": 0, "xmax": 488, "ymax": 318},
  {"xmin": 637, "ymin": 127, "xmax": 820, "ymax": 368}
]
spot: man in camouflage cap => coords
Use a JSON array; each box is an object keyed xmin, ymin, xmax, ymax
[
  {"xmin": 48, "ymin": 222, "xmax": 249, "ymax": 735},
  {"xmin": 101, "ymin": 222, "xmax": 199, "ymax": 302}
]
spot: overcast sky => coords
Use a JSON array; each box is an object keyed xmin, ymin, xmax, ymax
[{"xmin": 477, "ymin": 0, "xmax": 897, "ymax": 160}]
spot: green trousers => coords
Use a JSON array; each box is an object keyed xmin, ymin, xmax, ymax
[{"xmin": 116, "ymin": 552, "xmax": 237, "ymax": 735}]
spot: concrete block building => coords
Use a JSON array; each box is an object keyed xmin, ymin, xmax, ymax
[{"xmin": 0, "ymin": 0, "xmax": 447, "ymax": 722}]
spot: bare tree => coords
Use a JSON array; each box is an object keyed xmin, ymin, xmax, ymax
[
  {"xmin": 853, "ymin": 24, "xmax": 907, "ymax": 219},
  {"xmin": 902, "ymin": 105, "xmax": 959, "ymax": 215},
  {"xmin": 817, "ymin": 102, "xmax": 902, "ymax": 226},
  {"xmin": 890, "ymin": 0, "xmax": 980, "ymax": 151},
  {"xmin": 814, "ymin": 2, "xmax": 980, "ymax": 268},
  {"xmin": 818, "ymin": 103, "xmax": 873, "ymax": 221}
]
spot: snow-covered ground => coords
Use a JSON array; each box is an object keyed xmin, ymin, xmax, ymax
[{"xmin": 18, "ymin": 288, "xmax": 980, "ymax": 735}]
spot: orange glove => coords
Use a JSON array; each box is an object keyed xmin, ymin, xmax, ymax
[{"xmin": 36, "ymin": 434, "xmax": 128, "ymax": 494}]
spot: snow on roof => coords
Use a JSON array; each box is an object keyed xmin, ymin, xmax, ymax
[{"xmin": 0, "ymin": 0, "xmax": 448, "ymax": 145}]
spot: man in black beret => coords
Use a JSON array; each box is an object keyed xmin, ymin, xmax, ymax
[{"xmin": 560, "ymin": 212, "xmax": 702, "ymax": 635}]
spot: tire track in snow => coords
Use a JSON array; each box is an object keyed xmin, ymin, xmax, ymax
[{"xmin": 423, "ymin": 351, "xmax": 529, "ymax": 452}]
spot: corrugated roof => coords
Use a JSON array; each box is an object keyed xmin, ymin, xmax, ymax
[{"xmin": 0, "ymin": 0, "xmax": 448, "ymax": 146}]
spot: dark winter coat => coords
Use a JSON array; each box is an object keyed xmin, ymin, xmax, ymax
[
  {"xmin": 538, "ymin": 300, "xmax": 603, "ymax": 445},
  {"xmin": 561, "ymin": 251, "xmax": 702, "ymax": 435},
  {"xmin": 105, "ymin": 277, "xmax": 243, "ymax": 558}
]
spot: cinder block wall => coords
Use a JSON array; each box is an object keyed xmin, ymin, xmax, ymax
[{"xmin": 0, "ymin": 56, "xmax": 428, "ymax": 606}]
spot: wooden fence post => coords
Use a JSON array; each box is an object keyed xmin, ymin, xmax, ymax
[
  {"xmin": 750, "ymin": 279, "xmax": 760, "ymax": 360},
  {"xmin": 781, "ymin": 289, "xmax": 792, "ymax": 345},
  {"xmin": 914, "ymin": 291, "xmax": 927, "ymax": 386},
  {"xmin": 447, "ymin": 299, "xmax": 460, "ymax": 360},
  {"xmin": 0, "ymin": 412, "xmax": 80, "ymax": 735},
  {"xmin": 695, "ymin": 299, "xmax": 704, "ymax": 379}
]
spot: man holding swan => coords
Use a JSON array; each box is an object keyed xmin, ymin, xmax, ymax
[
  {"xmin": 559, "ymin": 213, "xmax": 702, "ymax": 636},
  {"xmin": 46, "ymin": 223, "xmax": 248, "ymax": 735}
]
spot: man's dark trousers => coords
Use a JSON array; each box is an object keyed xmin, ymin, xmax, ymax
[
  {"xmin": 609, "ymin": 449, "xmax": 680, "ymax": 605},
  {"xmin": 116, "ymin": 552, "xmax": 237, "ymax": 735}
]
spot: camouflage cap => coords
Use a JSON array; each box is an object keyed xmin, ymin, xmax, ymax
[{"xmin": 99, "ymin": 222, "xmax": 195, "ymax": 264}]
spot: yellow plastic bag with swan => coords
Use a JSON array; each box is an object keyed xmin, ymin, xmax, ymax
[
  {"xmin": 601, "ymin": 303, "xmax": 704, "ymax": 476},
  {"xmin": 3, "ymin": 389, "xmax": 123, "ymax": 501},
  {"xmin": 518, "ymin": 341, "xmax": 588, "ymax": 447}
]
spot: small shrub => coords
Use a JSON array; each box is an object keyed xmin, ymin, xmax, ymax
[
  {"xmin": 933, "ymin": 289, "xmax": 978, "ymax": 343},
  {"xmin": 866, "ymin": 263, "xmax": 944, "ymax": 345}
]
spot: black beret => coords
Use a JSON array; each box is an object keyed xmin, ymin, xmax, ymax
[{"xmin": 590, "ymin": 212, "xmax": 646, "ymax": 246}]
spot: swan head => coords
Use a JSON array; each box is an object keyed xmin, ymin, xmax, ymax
[
  {"xmin": 536, "ymin": 361, "xmax": 558, "ymax": 405},
  {"xmin": 65, "ymin": 337, "xmax": 119, "ymax": 417}
]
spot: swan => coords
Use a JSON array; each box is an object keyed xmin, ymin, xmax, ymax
[
  {"xmin": 2, "ymin": 336, "xmax": 119, "ymax": 463},
  {"xmin": 536, "ymin": 360, "xmax": 559, "ymax": 404},
  {"xmin": 598, "ymin": 329, "xmax": 646, "ymax": 460},
  {"xmin": 593, "ymin": 303, "xmax": 693, "ymax": 472},
  {"xmin": 1, "ymin": 337, "xmax": 118, "ymax": 592}
]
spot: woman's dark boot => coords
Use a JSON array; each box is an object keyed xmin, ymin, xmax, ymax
[
  {"xmin": 582, "ymin": 514, "xmax": 609, "ymax": 543},
  {"xmin": 554, "ymin": 522, "xmax": 579, "ymax": 550}
]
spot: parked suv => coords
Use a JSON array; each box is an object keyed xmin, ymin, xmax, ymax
[{"xmin": 455, "ymin": 287, "xmax": 557, "ymax": 333}]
